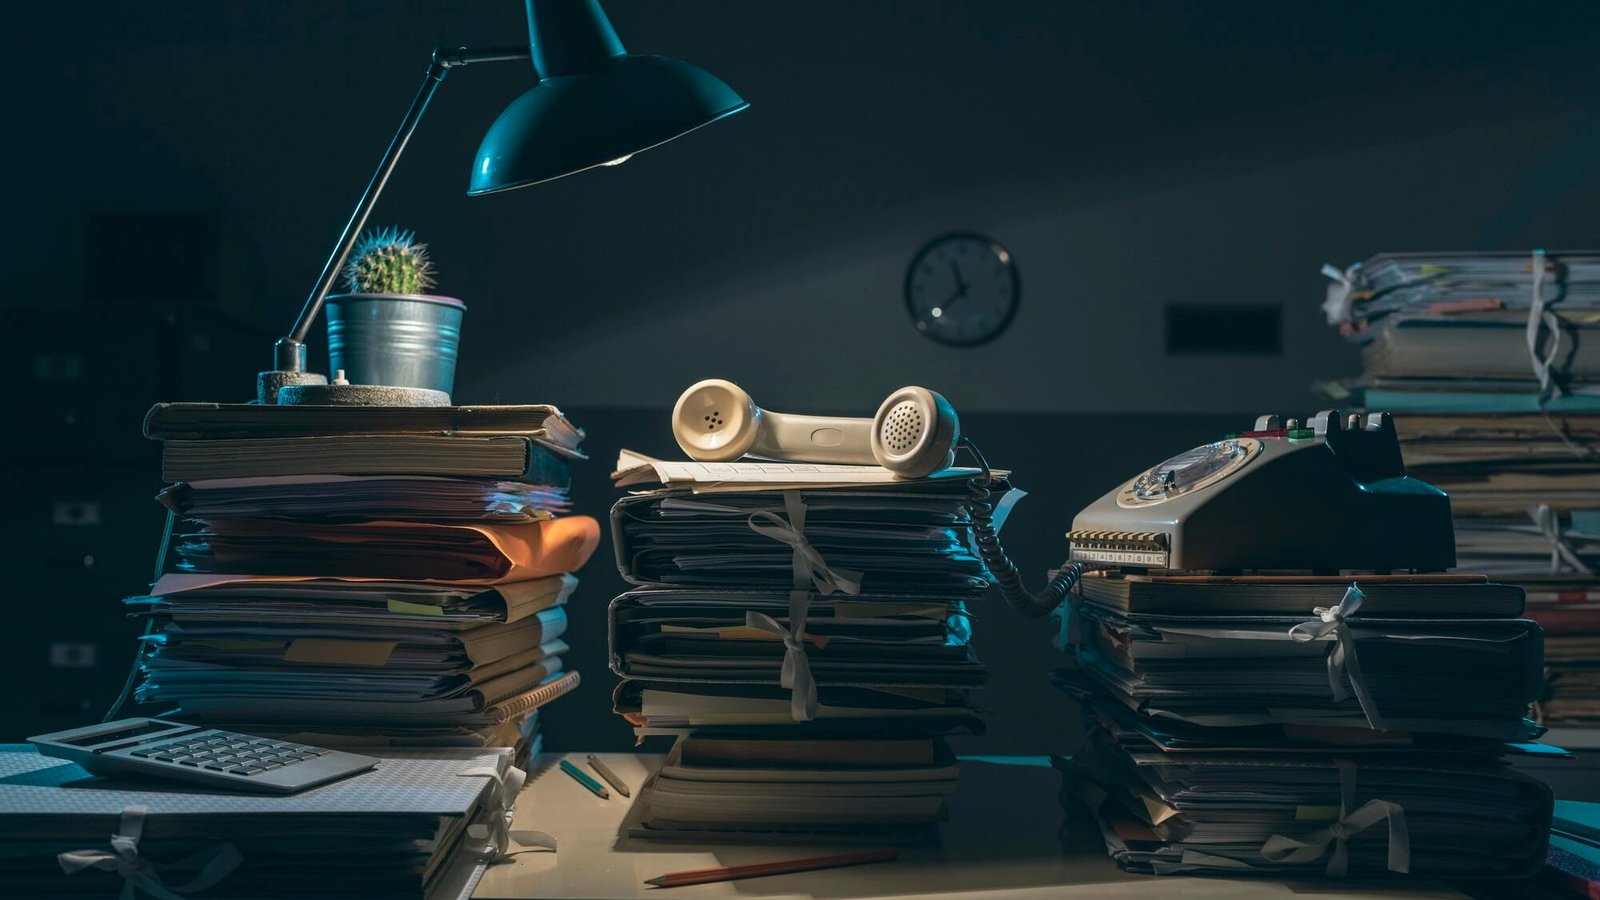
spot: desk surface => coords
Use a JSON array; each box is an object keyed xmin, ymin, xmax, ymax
[{"xmin": 473, "ymin": 753, "xmax": 1464, "ymax": 900}]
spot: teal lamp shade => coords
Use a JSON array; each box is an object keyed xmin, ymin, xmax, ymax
[{"xmin": 468, "ymin": 0, "xmax": 749, "ymax": 195}]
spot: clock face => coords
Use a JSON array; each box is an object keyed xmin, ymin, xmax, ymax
[{"xmin": 904, "ymin": 233, "xmax": 1020, "ymax": 346}]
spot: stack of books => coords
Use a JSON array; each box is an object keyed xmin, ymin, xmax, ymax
[
  {"xmin": 126, "ymin": 403, "xmax": 601, "ymax": 765},
  {"xmin": 605, "ymin": 452, "xmax": 1007, "ymax": 842},
  {"xmin": 1320, "ymin": 252, "xmax": 1600, "ymax": 730},
  {"xmin": 1057, "ymin": 571, "xmax": 1555, "ymax": 879},
  {"xmin": 0, "ymin": 745, "xmax": 514, "ymax": 899}
]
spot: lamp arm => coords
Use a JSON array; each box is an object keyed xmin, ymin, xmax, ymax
[{"xmin": 274, "ymin": 45, "xmax": 532, "ymax": 372}]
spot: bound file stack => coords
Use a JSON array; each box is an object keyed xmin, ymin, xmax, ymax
[
  {"xmin": 1318, "ymin": 251, "xmax": 1600, "ymax": 728},
  {"xmin": 1398, "ymin": 414, "xmax": 1600, "ymax": 727},
  {"xmin": 0, "ymin": 746, "xmax": 517, "ymax": 900},
  {"xmin": 1057, "ymin": 572, "xmax": 1555, "ymax": 879},
  {"xmin": 606, "ymin": 452, "xmax": 1010, "ymax": 842},
  {"xmin": 127, "ymin": 403, "xmax": 601, "ymax": 765}
]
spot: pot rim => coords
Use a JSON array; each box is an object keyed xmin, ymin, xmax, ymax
[{"xmin": 327, "ymin": 292, "xmax": 466, "ymax": 309}]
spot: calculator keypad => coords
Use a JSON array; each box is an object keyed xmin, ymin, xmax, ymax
[{"xmin": 131, "ymin": 732, "xmax": 329, "ymax": 776}]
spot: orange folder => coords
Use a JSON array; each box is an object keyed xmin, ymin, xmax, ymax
[{"xmin": 178, "ymin": 515, "xmax": 601, "ymax": 583}]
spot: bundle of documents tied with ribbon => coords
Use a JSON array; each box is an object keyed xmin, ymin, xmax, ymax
[
  {"xmin": 0, "ymin": 745, "xmax": 536, "ymax": 899},
  {"xmin": 1055, "ymin": 569, "xmax": 1557, "ymax": 878},
  {"xmin": 606, "ymin": 451, "xmax": 1018, "ymax": 843},
  {"xmin": 126, "ymin": 402, "xmax": 601, "ymax": 763},
  {"xmin": 1317, "ymin": 251, "xmax": 1600, "ymax": 731}
]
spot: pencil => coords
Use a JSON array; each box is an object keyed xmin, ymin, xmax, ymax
[
  {"xmin": 558, "ymin": 758, "xmax": 609, "ymax": 799},
  {"xmin": 586, "ymin": 754, "xmax": 632, "ymax": 798},
  {"xmin": 643, "ymin": 847, "xmax": 898, "ymax": 888}
]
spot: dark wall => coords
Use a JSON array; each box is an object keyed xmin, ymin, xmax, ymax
[{"xmin": 14, "ymin": 1, "xmax": 1600, "ymax": 413}]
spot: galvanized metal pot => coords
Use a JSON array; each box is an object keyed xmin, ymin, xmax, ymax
[{"xmin": 324, "ymin": 293, "xmax": 465, "ymax": 396}]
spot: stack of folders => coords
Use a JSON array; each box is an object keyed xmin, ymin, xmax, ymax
[
  {"xmin": 0, "ymin": 746, "xmax": 515, "ymax": 899},
  {"xmin": 605, "ymin": 452, "xmax": 1012, "ymax": 843},
  {"xmin": 1319, "ymin": 250, "xmax": 1600, "ymax": 411},
  {"xmin": 126, "ymin": 403, "xmax": 602, "ymax": 765},
  {"xmin": 1319, "ymin": 253, "xmax": 1600, "ymax": 729},
  {"xmin": 1056, "ymin": 572, "xmax": 1556, "ymax": 879}
]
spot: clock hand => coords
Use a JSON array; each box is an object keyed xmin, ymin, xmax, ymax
[{"xmin": 949, "ymin": 260, "xmax": 969, "ymax": 295}]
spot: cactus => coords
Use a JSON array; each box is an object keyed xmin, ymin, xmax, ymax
[{"xmin": 343, "ymin": 226, "xmax": 437, "ymax": 295}]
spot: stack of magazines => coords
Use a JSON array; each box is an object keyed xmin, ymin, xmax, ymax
[
  {"xmin": 1319, "ymin": 253, "xmax": 1600, "ymax": 730},
  {"xmin": 1056, "ymin": 571, "xmax": 1555, "ymax": 879},
  {"xmin": 606, "ymin": 451, "xmax": 1011, "ymax": 842},
  {"xmin": 124, "ymin": 403, "xmax": 601, "ymax": 765}
]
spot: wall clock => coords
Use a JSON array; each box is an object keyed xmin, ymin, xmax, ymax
[{"xmin": 903, "ymin": 233, "xmax": 1020, "ymax": 346}]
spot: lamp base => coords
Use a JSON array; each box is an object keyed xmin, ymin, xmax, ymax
[
  {"xmin": 257, "ymin": 369, "xmax": 328, "ymax": 404},
  {"xmin": 277, "ymin": 382, "xmax": 452, "ymax": 407}
]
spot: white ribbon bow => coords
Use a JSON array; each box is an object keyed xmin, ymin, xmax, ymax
[
  {"xmin": 58, "ymin": 805, "xmax": 242, "ymax": 900},
  {"xmin": 1530, "ymin": 503, "xmax": 1594, "ymax": 575},
  {"xmin": 746, "ymin": 492, "xmax": 864, "ymax": 597},
  {"xmin": 1288, "ymin": 583, "xmax": 1387, "ymax": 731},
  {"xmin": 746, "ymin": 594, "xmax": 819, "ymax": 721},
  {"xmin": 1320, "ymin": 263, "xmax": 1359, "ymax": 325},
  {"xmin": 1261, "ymin": 759, "xmax": 1411, "ymax": 877},
  {"xmin": 1526, "ymin": 249, "xmax": 1569, "ymax": 402},
  {"xmin": 456, "ymin": 766, "xmax": 556, "ymax": 862},
  {"xmin": 744, "ymin": 491, "xmax": 863, "ymax": 721}
]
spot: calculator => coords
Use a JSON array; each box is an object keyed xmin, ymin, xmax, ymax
[{"xmin": 29, "ymin": 718, "xmax": 378, "ymax": 794}]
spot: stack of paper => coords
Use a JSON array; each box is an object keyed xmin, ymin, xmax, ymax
[
  {"xmin": 606, "ymin": 452, "xmax": 1011, "ymax": 842},
  {"xmin": 1318, "ymin": 257, "xmax": 1600, "ymax": 731},
  {"xmin": 1058, "ymin": 571, "xmax": 1554, "ymax": 879},
  {"xmin": 0, "ymin": 746, "xmax": 513, "ymax": 899},
  {"xmin": 127, "ymin": 403, "xmax": 602, "ymax": 763},
  {"xmin": 1319, "ymin": 251, "xmax": 1600, "ymax": 412}
]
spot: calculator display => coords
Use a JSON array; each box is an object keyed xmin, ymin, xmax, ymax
[{"xmin": 60, "ymin": 721, "xmax": 179, "ymax": 747}]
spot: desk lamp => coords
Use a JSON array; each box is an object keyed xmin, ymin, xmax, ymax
[{"xmin": 260, "ymin": 0, "xmax": 748, "ymax": 405}]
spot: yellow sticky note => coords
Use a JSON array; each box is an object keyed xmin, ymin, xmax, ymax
[
  {"xmin": 388, "ymin": 599, "xmax": 444, "ymax": 616},
  {"xmin": 1296, "ymin": 805, "xmax": 1340, "ymax": 822}
]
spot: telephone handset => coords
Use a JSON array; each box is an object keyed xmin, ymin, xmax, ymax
[
  {"xmin": 670, "ymin": 379, "xmax": 1079, "ymax": 616},
  {"xmin": 671, "ymin": 379, "xmax": 959, "ymax": 478}
]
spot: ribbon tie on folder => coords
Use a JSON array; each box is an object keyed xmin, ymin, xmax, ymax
[
  {"xmin": 1261, "ymin": 759, "xmax": 1411, "ymax": 877},
  {"xmin": 455, "ymin": 766, "xmax": 556, "ymax": 862},
  {"xmin": 746, "ymin": 492, "xmax": 864, "ymax": 597},
  {"xmin": 1287, "ymin": 583, "xmax": 1387, "ymax": 731},
  {"xmin": 746, "ymin": 597, "xmax": 818, "ymax": 721},
  {"xmin": 1525, "ymin": 249, "xmax": 1567, "ymax": 402},
  {"xmin": 1320, "ymin": 263, "xmax": 1359, "ymax": 326},
  {"xmin": 1531, "ymin": 503, "xmax": 1594, "ymax": 575},
  {"xmin": 58, "ymin": 805, "xmax": 242, "ymax": 900},
  {"xmin": 744, "ymin": 492, "xmax": 862, "ymax": 721}
]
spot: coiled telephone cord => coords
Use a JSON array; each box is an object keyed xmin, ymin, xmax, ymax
[{"xmin": 960, "ymin": 438, "xmax": 1086, "ymax": 617}]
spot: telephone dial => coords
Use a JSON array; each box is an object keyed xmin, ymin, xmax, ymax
[{"xmin": 670, "ymin": 381, "xmax": 1457, "ymax": 617}]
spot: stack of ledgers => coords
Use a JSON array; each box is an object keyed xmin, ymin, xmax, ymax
[
  {"xmin": 125, "ymin": 402, "xmax": 601, "ymax": 767},
  {"xmin": 1055, "ymin": 571, "xmax": 1556, "ymax": 879},
  {"xmin": 606, "ymin": 451, "xmax": 1015, "ymax": 843},
  {"xmin": 0, "ymin": 745, "xmax": 519, "ymax": 899},
  {"xmin": 1319, "ymin": 251, "xmax": 1600, "ymax": 729}
]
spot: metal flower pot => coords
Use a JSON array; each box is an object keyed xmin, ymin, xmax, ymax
[{"xmin": 325, "ymin": 293, "xmax": 466, "ymax": 396}]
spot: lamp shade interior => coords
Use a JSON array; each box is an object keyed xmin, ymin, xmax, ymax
[{"xmin": 468, "ymin": 54, "xmax": 749, "ymax": 195}]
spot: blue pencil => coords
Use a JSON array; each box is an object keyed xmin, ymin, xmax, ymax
[{"xmin": 559, "ymin": 758, "xmax": 610, "ymax": 799}]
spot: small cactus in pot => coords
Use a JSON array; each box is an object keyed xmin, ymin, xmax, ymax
[
  {"xmin": 325, "ymin": 226, "xmax": 466, "ymax": 397},
  {"xmin": 344, "ymin": 226, "xmax": 437, "ymax": 295}
]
